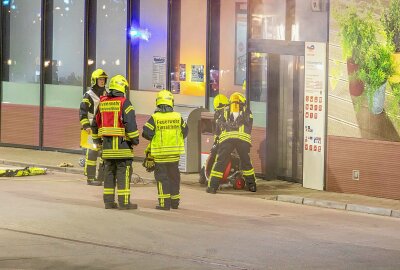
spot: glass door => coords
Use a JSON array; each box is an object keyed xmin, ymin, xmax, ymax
[
  {"xmin": 247, "ymin": 0, "xmax": 327, "ymax": 182},
  {"xmin": 249, "ymin": 52, "xmax": 304, "ymax": 182}
]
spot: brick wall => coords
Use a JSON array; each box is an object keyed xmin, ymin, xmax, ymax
[{"xmin": 327, "ymin": 136, "xmax": 400, "ymax": 200}]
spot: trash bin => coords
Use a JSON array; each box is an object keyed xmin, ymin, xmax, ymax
[
  {"xmin": 200, "ymin": 111, "xmax": 214, "ymax": 169},
  {"xmin": 174, "ymin": 105, "xmax": 207, "ymax": 173}
]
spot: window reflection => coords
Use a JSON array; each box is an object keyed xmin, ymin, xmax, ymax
[
  {"xmin": 96, "ymin": 0, "xmax": 127, "ymax": 78},
  {"xmin": 208, "ymin": 0, "xmax": 247, "ymax": 108},
  {"xmin": 251, "ymin": 0, "xmax": 286, "ymax": 40},
  {"xmin": 7, "ymin": 0, "xmax": 41, "ymax": 83},
  {"xmin": 52, "ymin": 0, "xmax": 84, "ymax": 86}
]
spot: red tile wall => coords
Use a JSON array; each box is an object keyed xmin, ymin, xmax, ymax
[
  {"xmin": 1, "ymin": 104, "xmax": 40, "ymax": 146},
  {"xmin": 327, "ymin": 136, "xmax": 400, "ymax": 200},
  {"xmin": 43, "ymin": 107, "xmax": 80, "ymax": 150}
]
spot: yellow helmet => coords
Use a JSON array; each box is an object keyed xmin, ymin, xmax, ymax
[
  {"xmin": 91, "ymin": 68, "xmax": 108, "ymax": 86},
  {"xmin": 109, "ymin": 75, "xmax": 129, "ymax": 94},
  {"xmin": 229, "ymin": 92, "xmax": 246, "ymax": 113},
  {"xmin": 156, "ymin": 90, "xmax": 174, "ymax": 107},
  {"xmin": 213, "ymin": 94, "xmax": 229, "ymax": 110}
]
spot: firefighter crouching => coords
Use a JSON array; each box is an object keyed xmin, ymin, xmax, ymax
[
  {"xmin": 79, "ymin": 68, "xmax": 108, "ymax": 186},
  {"xmin": 206, "ymin": 92, "xmax": 257, "ymax": 194},
  {"xmin": 142, "ymin": 90, "xmax": 188, "ymax": 210},
  {"xmin": 92, "ymin": 75, "xmax": 140, "ymax": 210}
]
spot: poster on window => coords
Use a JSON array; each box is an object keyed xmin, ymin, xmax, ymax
[
  {"xmin": 179, "ymin": 64, "xmax": 186, "ymax": 81},
  {"xmin": 152, "ymin": 56, "xmax": 166, "ymax": 90},
  {"xmin": 191, "ymin": 65, "xmax": 204, "ymax": 82},
  {"xmin": 303, "ymin": 42, "xmax": 326, "ymax": 191},
  {"xmin": 235, "ymin": 3, "xmax": 247, "ymax": 85}
]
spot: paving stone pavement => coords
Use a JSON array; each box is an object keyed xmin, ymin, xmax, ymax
[{"xmin": 1, "ymin": 146, "xmax": 400, "ymax": 218}]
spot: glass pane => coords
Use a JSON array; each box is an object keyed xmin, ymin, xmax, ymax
[
  {"xmin": 138, "ymin": 0, "xmax": 168, "ymax": 91},
  {"xmin": 250, "ymin": 0, "xmax": 286, "ymax": 40},
  {"xmin": 208, "ymin": 0, "xmax": 247, "ymax": 112},
  {"xmin": 249, "ymin": 52, "xmax": 267, "ymax": 128},
  {"xmin": 96, "ymin": 0, "xmax": 127, "ymax": 77},
  {"xmin": 1, "ymin": 0, "xmax": 41, "ymax": 146},
  {"xmin": 292, "ymin": 0, "xmax": 328, "ymax": 42},
  {"xmin": 43, "ymin": 0, "xmax": 84, "ymax": 150},
  {"xmin": 177, "ymin": 0, "xmax": 207, "ymax": 97},
  {"xmin": 51, "ymin": 0, "xmax": 84, "ymax": 86}
]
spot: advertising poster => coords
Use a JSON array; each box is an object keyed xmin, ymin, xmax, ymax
[
  {"xmin": 179, "ymin": 64, "xmax": 186, "ymax": 81},
  {"xmin": 303, "ymin": 42, "xmax": 326, "ymax": 191},
  {"xmin": 152, "ymin": 56, "xmax": 166, "ymax": 90},
  {"xmin": 329, "ymin": 1, "xmax": 400, "ymax": 142},
  {"xmin": 171, "ymin": 81, "xmax": 180, "ymax": 94},
  {"xmin": 235, "ymin": 3, "xmax": 247, "ymax": 85},
  {"xmin": 191, "ymin": 65, "xmax": 204, "ymax": 82}
]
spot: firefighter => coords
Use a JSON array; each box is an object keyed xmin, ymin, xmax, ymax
[
  {"xmin": 92, "ymin": 75, "xmax": 139, "ymax": 210},
  {"xmin": 79, "ymin": 68, "xmax": 108, "ymax": 186},
  {"xmin": 142, "ymin": 90, "xmax": 188, "ymax": 211},
  {"xmin": 206, "ymin": 92, "xmax": 257, "ymax": 194},
  {"xmin": 212, "ymin": 94, "xmax": 229, "ymax": 145}
]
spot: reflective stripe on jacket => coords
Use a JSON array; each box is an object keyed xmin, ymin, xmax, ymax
[
  {"xmin": 150, "ymin": 112, "xmax": 185, "ymax": 157},
  {"xmin": 98, "ymin": 96, "xmax": 126, "ymax": 137},
  {"xmin": 219, "ymin": 107, "xmax": 253, "ymax": 144}
]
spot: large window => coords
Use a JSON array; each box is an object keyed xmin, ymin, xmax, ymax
[
  {"xmin": 51, "ymin": 0, "xmax": 84, "ymax": 86},
  {"xmin": 208, "ymin": 0, "xmax": 247, "ymax": 112},
  {"xmin": 1, "ymin": 0, "xmax": 41, "ymax": 146},
  {"xmin": 138, "ymin": 0, "xmax": 168, "ymax": 91},
  {"xmin": 96, "ymin": 0, "xmax": 127, "ymax": 78},
  {"xmin": 43, "ymin": 0, "xmax": 85, "ymax": 149},
  {"xmin": 250, "ymin": 0, "xmax": 285, "ymax": 40}
]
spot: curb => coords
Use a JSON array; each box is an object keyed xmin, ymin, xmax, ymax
[{"xmin": 276, "ymin": 195, "xmax": 399, "ymax": 219}]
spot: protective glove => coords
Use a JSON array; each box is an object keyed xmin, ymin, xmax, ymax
[{"xmin": 142, "ymin": 152, "xmax": 155, "ymax": 172}]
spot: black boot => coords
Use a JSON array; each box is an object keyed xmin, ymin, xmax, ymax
[
  {"xmin": 248, "ymin": 184, "xmax": 257, "ymax": 192},
  {"xmin": 206, "ymin": 187, "xmax": 217, "ymax": 194},
  {"xmin": 87, "ymin": 179, "xmax": 102, "ymax": 186},
  {"xmin": 104, "ymin": 202, "xmax": 118, "ymax": 209},
  {"xmin": 156, "ymin": 205, "xmax": 170, "ymax": 211},
  {"xmin": 119, "ymin": 203, "xmax": 138, "ymax": 210}
]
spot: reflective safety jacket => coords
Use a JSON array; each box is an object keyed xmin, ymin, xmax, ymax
[
  {"xmin": 79, "ymin": 86, "xmax": 105, "ymax": 129},
  {"xmin": 142, "ymin": 108, "xmax": 188, "ymax": 163},
  {"xmin": 219, "ymin": 106, "xmax": 253, "ymax": 145},
  {"xmin": 92, "ymin": 92, "xmax": 139, "ymax": 159}
]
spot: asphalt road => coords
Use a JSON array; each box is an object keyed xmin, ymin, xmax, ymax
[{"xmin": 0, "ymin": 170, "xmax": 400, "ymax": 270}]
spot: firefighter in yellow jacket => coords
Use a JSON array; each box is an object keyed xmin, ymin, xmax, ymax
[
  {"xmin": 79, "ymin": 68, "xmax": 108, "ymax": 186},
  {"xmin": 206, "ymin": 92, "xmax": 257, "ymax": 194},
  {"xmin": 142, "ymin": 90, "xmax": 188, "ymax": 210},
  {"xmin": 92, "ymin": 75, "xmax": 139, "ymax": 210}
]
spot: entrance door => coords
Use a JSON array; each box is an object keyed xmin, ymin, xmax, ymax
[
  {"xmin": 247, "ymin": 0, "xmax": 328, "ymax": 182},
  {"xmin": 249, "ymin": 51, "xmax": 304, "ymax": 182}
]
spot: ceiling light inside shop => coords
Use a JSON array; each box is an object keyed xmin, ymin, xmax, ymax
[
  {"xmin": 55, "ymin": 6, "xmax": 60, "ymax": 10},
  {"xmin": 7, "ymin": 59, "xmax": 12, "ymax": 65},
  {"xmin": 88, "ymin": 59, "xmax": 94, "ymax": 65},
  {"xmin": 103, "ymin": 5, "xmax": 106, "ymax": 10},
  {"xmin": 115, "ymin": 59, "xmax": 120, "ymax": 66},
  {"xmin": 102, "ymin": 60, "xmax": 106, "ymax": 65}
]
